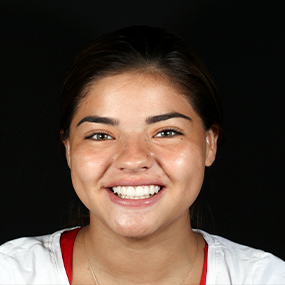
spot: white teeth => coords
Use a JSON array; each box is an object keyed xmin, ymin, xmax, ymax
[
  {"xmin": 143, "ymin": 187, "xmax": 149, "ymax": 195},
  {"xmin": 121, "ymin": 186, "xmax": 127, "ymax": 195},
  {"xmin": 126, "ymin": 186, "xmax": 135, "ymax": 196},
  {"xmin": 112, "ymin": 185, "xmax": 162, "ymax": 199},
  {"xmin": 136, "ymin": 186, "xmax": 144, "ymax": 196}
]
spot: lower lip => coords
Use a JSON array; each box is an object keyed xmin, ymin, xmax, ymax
[{"xmin": 106, "ymin": 187, "xmax": 165, "ymax": 207}]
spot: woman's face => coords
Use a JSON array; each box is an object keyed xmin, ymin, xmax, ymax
[{"xmin": 64, "ymin": 72, "xmax": 218, "ymax": 239}]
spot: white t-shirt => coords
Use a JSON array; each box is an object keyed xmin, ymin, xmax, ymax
[{"xmin": 0, "ymin": 228, "xmax": 284, "ymax": 284}]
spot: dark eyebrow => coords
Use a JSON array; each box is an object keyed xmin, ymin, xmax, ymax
[
  {"xmin": 76, "ymin": 116, "xmax": 119, "ymax": 127},
  {"xmin": 146, "ymin": 112, "xmax": 192, "ymax": 124}
]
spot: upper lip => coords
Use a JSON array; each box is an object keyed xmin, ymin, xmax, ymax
[{"xmin": 105, "ymin": 179, "xmax": 165, "ymax": 188}]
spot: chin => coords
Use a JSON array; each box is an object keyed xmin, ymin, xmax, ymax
[{"xmin": 112, "ymin": 219, "xmax": 159, "ymax": 240}]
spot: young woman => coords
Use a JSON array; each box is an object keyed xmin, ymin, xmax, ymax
[{"xmin": 0, "ymin": 26, "xmax": 284, "ymax": 284}]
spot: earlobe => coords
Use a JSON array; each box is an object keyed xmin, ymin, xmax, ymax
[
  {"xmin": 205, "ymin": 125, "xmax": 219, "ymax": 167},
  {"xmin": 63, "ymin": 139, "xmax": 71, "ymax": 168}
]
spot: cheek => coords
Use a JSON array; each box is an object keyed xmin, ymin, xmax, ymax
[
  {"xmin": 156, "ymin": 141, "xmax": 206, "ymax": 197},
  {"xmin": 158, "ymin": 141, "xmax": 206, "ymax": 172},
  {"xmin": 70, "ymin": 144, "xmax": 113, "ymax": 187}
]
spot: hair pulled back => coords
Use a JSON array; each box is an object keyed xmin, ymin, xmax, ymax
[
  {"xmin": 59, "ymin": 26, "xmax": 225, "ymax": 226},
  {"xmin": 60, "ymin": 25, "xmax": 224, "ymax": 144}
]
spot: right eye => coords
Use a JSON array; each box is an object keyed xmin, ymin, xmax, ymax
[{"xmin": 86, "ymin": 132, "xmax": 114, "ymax": 141}]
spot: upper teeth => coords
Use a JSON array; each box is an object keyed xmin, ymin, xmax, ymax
[{"xmin": 112, "ymin": 185, "xmax": 161, "ymax": 199}]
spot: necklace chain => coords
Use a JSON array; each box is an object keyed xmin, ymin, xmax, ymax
[
  {"xmin": 83, "ymin": 227, "xmax": 99, "ymax": 285},
  {"xmin": 179, "ymin": 232, "xmax": 199, "ymax": 285},
  {"xmin": 83, "ymin": 227, "xmax": 199, "ymax": 285}
]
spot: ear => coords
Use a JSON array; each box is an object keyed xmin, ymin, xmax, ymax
[
  {"xmin": 63, "ymin": 138, "xmax": 71, "ymax": 169},
  {"xmin": 205, "ymin": 125, "xmax": 219, "ymax": 167}
]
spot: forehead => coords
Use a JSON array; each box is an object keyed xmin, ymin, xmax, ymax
[{"xmin": 72, "ymin": 72, "xmax": 195, "ymax": 124}]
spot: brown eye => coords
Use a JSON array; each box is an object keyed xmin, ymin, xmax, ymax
[
  {"xmin": 88, "ymin": 133, "xmax": 114, "ymax": 141},
  {"xmin": 154, "ymin": 129, "xmax": 182, "ymax": 138}
]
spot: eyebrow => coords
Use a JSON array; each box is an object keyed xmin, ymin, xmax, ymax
[
  {"xmin": 76, "ymin": 116, "xmax": 119, "ymax": 127},
  {"xmin": 76, "ymin": 112, "xmax": 192, "ymax": 127},
  {"xmin": 146, "ymin": 112, "xmax": 192, "ymax": 124}
]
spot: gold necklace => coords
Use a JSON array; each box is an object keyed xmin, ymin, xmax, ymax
[{"xmin": 83, "ymin": 227, "xmax": 199, "ymax": 285}]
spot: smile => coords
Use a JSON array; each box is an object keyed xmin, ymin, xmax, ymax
[{"xmin": 112, "ymin": 185, "xmax": 162, "ymax": 199}]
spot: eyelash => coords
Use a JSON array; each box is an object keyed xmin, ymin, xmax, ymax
[
  {"xmin": 85, "ymin": 132, "xmax": 114, "ymax": 141},
  {"xmin": 85, "ymin": 128, "xmax": 183, "ymax": 141},
  {"xmin": 154, "ymin": 128, "xmax": 183, "ymax": 138}
]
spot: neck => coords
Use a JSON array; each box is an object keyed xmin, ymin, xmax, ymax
[{"xmin": 75, "ymin": 211, "xmax": 204, "ymax": 284}]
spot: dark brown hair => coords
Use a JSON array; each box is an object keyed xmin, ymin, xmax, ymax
[{"xmin": 59, "ymin": 26, "xmax": 225, "ymax": 226}]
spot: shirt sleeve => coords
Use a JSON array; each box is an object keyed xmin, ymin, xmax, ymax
[
  {"xmin": 0, "ymin": 252, "xmax": 16, "ymax": 284},
  {"xmin": 249, "ymin": 252, "xmax": 285, "ymax": 284}
]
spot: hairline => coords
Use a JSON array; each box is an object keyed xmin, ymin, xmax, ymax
[
  {"xmin": 63, "ymin": 65, "xmax": 212, "ymax": 141},
  {"xmin": 74, "ymin": 67, "xmax": 194, "ymax": 119}
]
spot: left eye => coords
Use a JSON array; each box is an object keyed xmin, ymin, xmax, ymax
[
  {"xmin": 154, "ymin": 130, "xmax": 181, "ymax": 138},
  {"xmin": 89, "ymin": 133, "xmax": 114, "ymax": 141}
]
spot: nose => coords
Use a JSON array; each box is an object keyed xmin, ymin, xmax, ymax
[{"xmin": 115, "ymin": 136, "xmax": 154, "ymax": 171}]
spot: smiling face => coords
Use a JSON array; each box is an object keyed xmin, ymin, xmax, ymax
[{"xmin": 64, "ymin": 72, "xmax": 218, "ymax": 239}]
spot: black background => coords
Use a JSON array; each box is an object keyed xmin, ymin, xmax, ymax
[{"xmin": 1, "ymin": 1, "xmax": 284, "ymax": 260}]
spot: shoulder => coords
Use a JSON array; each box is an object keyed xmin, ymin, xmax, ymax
[
  {"xmin": 198, "ymin": 230, "xmax": 285, "ymax": 284},
  {"xmin": 0, "ymin": 228, "xmax": 74, "ymax": 284}
]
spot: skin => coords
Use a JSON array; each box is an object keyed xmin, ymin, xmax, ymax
[{"xmin": 64, "ymin": 72, "xmax": 219, "ymax": 284}]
